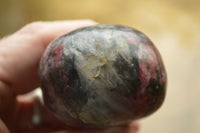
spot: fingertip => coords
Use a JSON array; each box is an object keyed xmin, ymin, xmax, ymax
[
  {"xmin": 37, "ymin": 19, "xmax": 98, "ymax": 47},
  {"xmin": 128, "ymin": 121, "xmax": 140, "ymax": 132},
  {"xmin": 79, "ymin": 19, "xmax": 98, "ymax": 25},
  {"xmin": 68, "ymin": 19, "xmax": 98, "ymax": 25},
  {"xmin": 0, "ymin": 119, "xmax": 10, "ymax": 133}
]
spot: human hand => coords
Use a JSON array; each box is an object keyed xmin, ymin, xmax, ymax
[{"xmin": 0, "ymin": 20, "xmax": 139, "ymax": 133}]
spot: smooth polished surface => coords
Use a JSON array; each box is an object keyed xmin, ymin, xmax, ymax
[{"xmin": 39, "ymin": 25, "xmax": 166, "ymax": 127}]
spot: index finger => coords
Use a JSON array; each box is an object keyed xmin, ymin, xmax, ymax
[{"xmin": 0, "ymin": 20, "xmax": 97, "ymax": 94}]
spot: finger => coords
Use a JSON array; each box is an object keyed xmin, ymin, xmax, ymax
[
  {"xmin": 0, "ymin": 119, "xmax": 9, "ymax": 133},
  {"xmin": 0, "ymin": 20, "xmax": 97, "ymax": 94},
  {"xmin": 16, "ymin": 94, "xmax": 68, "ymax": 132},
  {"xmin": 0, "ymin": 81, "xmax": 17, "ymax": 132},
  {"xmin": 12, "ymin": 69, "xmax": 40, "ymax": 94},
  {"xmin": 15, "ymin": 93, "xmax": 139, "ymax": 133}
]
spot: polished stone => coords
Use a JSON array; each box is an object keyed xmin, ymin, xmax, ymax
[{"xmin": 39, "ymin": 24, "xmax": 167, "ymax": 127}]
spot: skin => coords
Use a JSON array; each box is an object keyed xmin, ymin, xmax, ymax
[{"xmin": 0, "ymin": 20, "xmax": 139, "ymax": 133}]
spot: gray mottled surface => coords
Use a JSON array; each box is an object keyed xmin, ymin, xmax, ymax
[{"xmin": 40, "ymin": 25, "xmax": 166, "ymax": 127}]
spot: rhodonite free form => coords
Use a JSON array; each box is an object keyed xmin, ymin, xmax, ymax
[{"xmin": 39, "ymin": 24, "xmax": 167, "ymax": 127}]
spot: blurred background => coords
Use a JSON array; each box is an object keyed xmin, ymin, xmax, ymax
[{"xmin": 0, "ymin": 0, "xmax": 200, "ymax": 132}]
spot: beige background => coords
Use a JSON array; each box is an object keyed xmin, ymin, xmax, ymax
[{"xmin": 0, "ymin": 0, "xmax": 200, "ymax": 132}]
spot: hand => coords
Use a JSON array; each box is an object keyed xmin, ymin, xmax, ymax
[{"xmin": 0, "ymin": 20, "xmax": 139, "ymax": 133}]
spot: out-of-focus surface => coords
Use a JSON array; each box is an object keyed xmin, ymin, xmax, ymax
[{"xmin": 0, "ymin": 0, "xmax": 200, "ymax": 132}]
